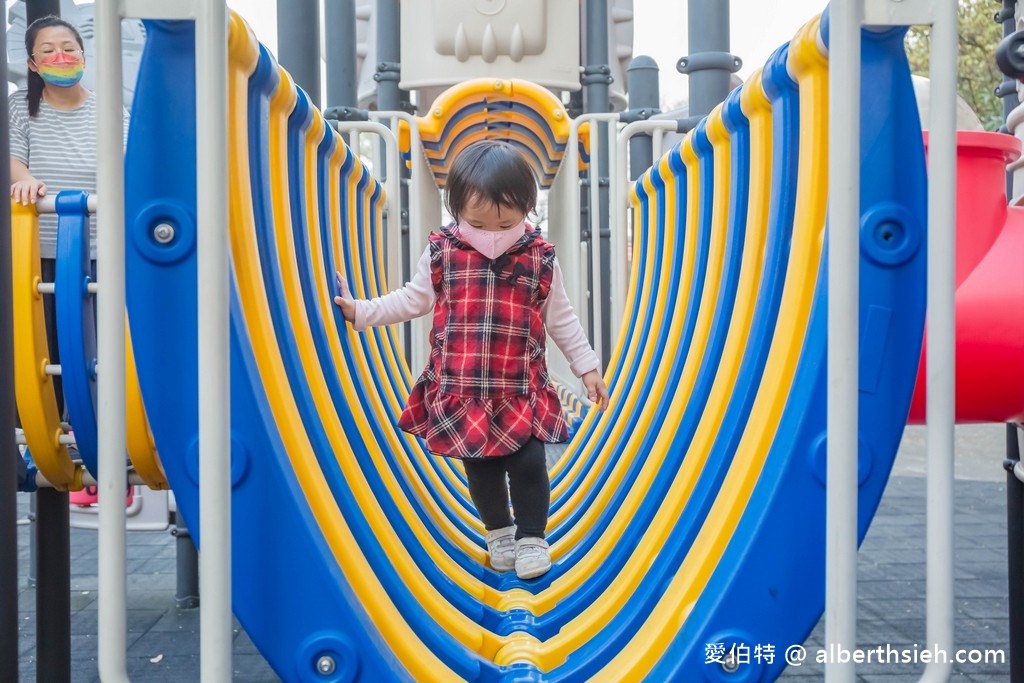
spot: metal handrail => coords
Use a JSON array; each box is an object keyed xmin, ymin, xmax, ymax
[
  {"xmin": 614, "ymin": 119, "xmax": 679, "ymax": 334},
  {"xmin": 97, "ymin": 1, "xmax": 233, "ymax": 681},
  {"xmin": 567, "ymin": 112, "xmax": 620, "ymax": 357},
  {"xmin": 329, "ymin": 119, "xmax": 403, "ymax": 293},
  {"xmin": 827, "ymin": 2, "xmax": 959, "ymax": 681}
]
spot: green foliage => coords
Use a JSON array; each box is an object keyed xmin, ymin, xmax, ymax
[{"xmin": 904, "ymin": 0, "xmax": 1005, "ymax": 130}]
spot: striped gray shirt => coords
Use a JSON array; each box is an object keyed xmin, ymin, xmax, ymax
[{"xmin": 8, "ymin": 90, "xmax": 128, "ymax": 259}]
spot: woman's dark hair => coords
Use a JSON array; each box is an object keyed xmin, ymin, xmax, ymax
[
  {"xmin": 25, "ymin": 15, "xmax": 85, "ymax": 117},
  {"xmin": 444, "ymin": 140, "xmax": 538, "ymax": 220}
]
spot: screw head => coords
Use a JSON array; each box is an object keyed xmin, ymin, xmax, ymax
[
  {"xmin": 721, "ymin": 651, "xmax": 740, "ymax": 673},
  {"xmin": 153, "ymin": 223, "xmax": 175, "ymax": 244},
  {"xmin": 316, "ymin": 655, "xmax": 336, "ymax": 675}
]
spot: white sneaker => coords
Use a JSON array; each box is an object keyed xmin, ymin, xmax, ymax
[
  {"xmin": 485, "ymin": 526, "xmax": 517, "ymax": 572},
  {"xmin": 515, "ymin": 537, "xmax": 551, "ymax": 579}
]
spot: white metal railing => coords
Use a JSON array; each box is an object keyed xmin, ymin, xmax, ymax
[
  {"xmin": 95, "ymin": 1, "xmax": 129, "ymax": 680},
  {"xmin": 325, "ymin": 108, "xmax": 655, "ymax": 385},
  {"xmin": 329, "ymin": 119, "xmax": 403, "ymax": 292},
  {"xmin": 33, "ymin": 196, "xmax": 100, "ymax": 307},
  {"xmin": 561, "ymin": 112, "xmax": 620, "ymax": 368},
  {"xmin": 33, "ymin": 194, "xmax": 99, "ymax": 214},
  {"xmin": 370, "ymin": 111, "xmax": 440, "ymax": 374},
  {"xmin": 827, "ymin": 2, "xmax": 958, "ymax": 682},
  {"xmin": 826, "ymin": 2, "xmax": 862, "ymax": 680},
  {"xmin": 193, "ymin": 2, "xmax": 232, "ymax": 682},
  {"xmin": 614, "ymin": 119, "xmax": 679, "ymax": 334},
  {"xmin": 368, "ymin": 111, "xmax": 427, "ymax": 279},
  {"xmin": 97, "ymin": 2, "xmax": 232, "ymax": 682}
]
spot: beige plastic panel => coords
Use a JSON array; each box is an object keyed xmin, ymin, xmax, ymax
[{"xmin": 399, "ymin": 0, "xmax": 581, "ymax": 92}]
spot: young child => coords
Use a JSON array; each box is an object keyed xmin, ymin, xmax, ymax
[{"xmin": 334, "ymin": 140, "xmax": 608, "ymax": 580}]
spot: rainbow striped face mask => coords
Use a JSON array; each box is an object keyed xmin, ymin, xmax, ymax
[{"xmin": 33, "ymin": 52, "xmax": 85, "ymax": 87}]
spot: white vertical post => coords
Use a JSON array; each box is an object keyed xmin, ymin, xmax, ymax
[
  {"xmin": 380, "ymin": 118, "xmax": 402, "ymax": 292},
  {"xmin": 560, "ymin": 121, "xmax": 584, "ymax": 326},
  {"xmin": 921, "ymin": 1, "xmax": 957, "ymax": 681},
  {"xmin": 613, "ymin": 120, "xmax": 678, "ymax": 335},
  {"xmin": 826, "ymin": 0, "xmax": 861, "ymax": 681},
  {"xmin": 588, "ymin": 120, "xmax": 604, "ymax": 358},
  {"xmin": 334, "ymin": 118, "xmax": 401, "ymax": 291},
  {"xmin": 95, "ymin": 0, "xmax": 129, "ymax": 680},
  {"xmin": 195, "ymin": 1, "xmax": 233, "ymax": 681}
]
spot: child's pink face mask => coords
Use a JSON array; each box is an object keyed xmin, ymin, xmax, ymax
[
  {"xmin": 456, "ymin": 219, "xmax": 527, "ymax": 259},
  {"xmin": 32, "ymin": 51, "xmax": 85, "ymax": 87}
]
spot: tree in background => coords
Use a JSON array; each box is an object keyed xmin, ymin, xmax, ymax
[{"xmin": 904, "ymin": 0, "xmax": 1004, "ymax": 130}]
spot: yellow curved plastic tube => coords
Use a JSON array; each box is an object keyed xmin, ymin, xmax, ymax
[
  {"xmin": 548, "ymin": 130, "xmax": 702, "ymax": 533},
  {"xmin": 310, "ymin": 137, "xmax": 493, "ymax": 566},
  {"xmin": 320, "ymin": 132, "xmax": 481, "ymax": 539},
  {"xmin": 416, "ymin": 78, "xmax": 575, "ymax": 188},
  {"xmin": 546, "ymin": 222, "xmax": 643, "ymax": 481},
  {"xmin": 545, "ymin": 154, "xmax": 675, "ymax": 499},
  {"xmin": 125, "ymin": 321, "xmax": 167, "ymax": 488},
  {"xmin": 226, "ymin": 13, "xmax": 464, "ymax": 679},
  {"xmin": 591, "ymin": 16, "xmax": 828, "ymax": 678},
  {"xmin": 10, "ymin": 202, "xmax": 81, "ymax": 490},
  {"xmin": 498, "ymin": 64, "xmax": 777, "ymax": 662},
  {"xmin": 423, "ymin": 126, "xmax": 564, "ymax": 180},
  {"xmin": 335, "ymin": 151, "xmax": 484, "ymax": 534},
  {"xmin": 265, "ymin": 74, "xmax": 500, "ymax": 616},
  {"xmin": 495, "ymin": 108, "xmax": 735, "ymax": 652},
  {"xmin": 418, "ymin": 78, "xmax": 571, "ymax": 143}
]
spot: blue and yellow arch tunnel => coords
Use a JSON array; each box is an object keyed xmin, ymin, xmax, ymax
[{"xmin": 112, "ymin": 9, "xmax": 927, "ymax": 682}]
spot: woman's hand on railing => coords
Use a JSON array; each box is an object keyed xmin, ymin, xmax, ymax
[{"xmin": 10, "ymin": 177, "xmax": 47, "ymax": 206}]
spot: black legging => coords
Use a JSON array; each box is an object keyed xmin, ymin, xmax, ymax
[{"xmin": 463, "ymin": 437, "xmax": 549, "ymax": 539}]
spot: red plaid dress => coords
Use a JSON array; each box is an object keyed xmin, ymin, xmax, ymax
[{"xmin": 397, "ymin": 224, "xmax": 569, "ymax": 458}]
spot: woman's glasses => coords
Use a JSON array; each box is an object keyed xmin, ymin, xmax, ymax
[{"xmin": 32, "ymin": 46, "xmax": 84, "ymax": 58}]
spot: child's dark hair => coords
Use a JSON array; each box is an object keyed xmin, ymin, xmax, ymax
[
  {"xmin": 25, "ymin": 15, "xmax": 85, "ymax": 117},
  {"xmin": 444, "ymin": 140, "xmax": 538, "ymax": 220}
]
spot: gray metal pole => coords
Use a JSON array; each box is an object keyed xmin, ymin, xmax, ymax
[
  {"xmin": 997, "ymin": 0, "xmax": 1017, "ymax": 199},
  {"xmin": 996, "ymin": 15, "xmax": 1022, "ymax": 672},
  {"xmin": 35, "ymin": 488, "xmax": 70, "ymax": 683},
  {"xmin": 25, "ymin": 0, "xmax": 61, "ymax": 613},
  {"xmin": 0, "ymin": 18, "xmax": 18, "ymax": 682},
  {"xmin": 24, "ymin": 5, "xmax": 71, "ymax": 680},
  {"xmin": 26, "ymin": 0, "xmax": 61, "ymax": 23},
  {"xmin": 1004, "ymin": 425, "xmax": 1024, "ymax": 682},
  {"xmin": 583, "ymin": 0, "xmax": 611, "ymax": 116},
  {"xmin": 678, "ymin": 0, "xmax": 740, "ymax": 121},
  {"xmin": 373, "ymin": 0, "xmax": 410, "ymax": 362},
  {"xmin": 276, "ymin": 0, "xmax": 322, "ymax": 107},
  {"xmin": 171, "ymin": 517, "xmax": 200, "ymax": 609},
  {"xmin": 998, "ymin": 0, "xmax": 1018, "ymax": 127},
  {"xmin": 324, "ymin": 0, "xmax": 358, "ymax": 108},
  {"xmin": 626, "ymin": 56, "xmax": 660, "ymax": 180},
  {"xmin": 583, "ymin": 0, "xmax": 612, "ymax": 363},
  {"xmin": 374, "ymin": 0, "xmax": 401, "ymax": 111}
]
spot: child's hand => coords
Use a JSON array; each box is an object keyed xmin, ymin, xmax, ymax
[
  {"xmin": 333, "ymin": 271, "xmax": 356, "ymax": 322},
  {"xmin": 581, "ymin": 369, "xmax": 609, "ymax": 412}
]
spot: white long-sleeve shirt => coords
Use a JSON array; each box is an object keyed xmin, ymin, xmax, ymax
[{"xmin": 354, "ymin": 247, "xmax": 601, "ymax": 378}]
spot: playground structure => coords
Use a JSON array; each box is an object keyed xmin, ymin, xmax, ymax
[{"xmin": 1, "ymin": 0, "xmax": 1023, "ymax": 681}]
